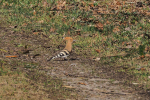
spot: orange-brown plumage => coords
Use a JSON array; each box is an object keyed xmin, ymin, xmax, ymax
[{"xmin": 63, "ymin": 37, "xmax": 73, "ymax": 52}]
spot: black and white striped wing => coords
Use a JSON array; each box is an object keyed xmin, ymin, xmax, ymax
[{"xmin": 47, "ymin": 50, "xmax": 70, "ymax": 61}]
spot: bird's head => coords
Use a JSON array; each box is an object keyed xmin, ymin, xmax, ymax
[{"xmin": 63, "ymin": 37, "xmax": 74, "ymax": 43}]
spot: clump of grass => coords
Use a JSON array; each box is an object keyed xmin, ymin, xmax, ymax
[
  {"xmin": 0, "ymin": 60, "xmax": 78, "ymax": 99},
  {"xmin": 1, "ymin": 0, "xmax": 150, "ymax": 94}
]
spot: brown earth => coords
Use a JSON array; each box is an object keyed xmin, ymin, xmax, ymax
[{"xmin": 0, "ymin": 20, "xmax": 150, "ymax": 100}]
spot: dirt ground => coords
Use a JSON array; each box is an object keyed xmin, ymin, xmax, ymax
[{"xmin": 0, "ymin": 21, "xmax": 150, "ymax": 100}]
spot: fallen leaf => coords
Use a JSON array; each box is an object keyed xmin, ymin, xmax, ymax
[
  {"xmin": 43, "ymin": 1, "xmax": 47, "ymax": 8},
  {"xmin": 88, "ymin": 18, "xmax": 94, "ymax": 22},
  {"xmin": 95, "ymin": 49, "xmax": 100, "ymax": 53},
  {"xmin": 125, "ymin": 27, "xmax": 131, "ymax": 31},
  {"xmin": 88, "ymin": 3, "xmax": 94, "ymax": 7},
  {"xmin": 33, "ymin": 32, "xmax": 39, "ymax": 35},
  {"xmin": 145, "ymin": 47, "xmax": 149, "ymax": 51},
  {"xmin": 140, "ymin": 68, "xmax": 146, "ymax": 71},
  {"xmin": 116, "ymin": 1, "xmax": 121, "ymax": 5},
  {"xmin": 9, "ymin": 25, "xmax": 17, "ymax": 28},
  {"xmin": 120, "ymin": 21, "xmax": 127, "ymax": 26},
  {"xmin": 92, "ymin": 34, "xmax": 98, "ymax": 37},
  {"xmin": 93, "ymin": 57, "xmax": 101, "ymax": 61},
  {"xmin": 81, "ymin": 1, "xmax": 86, "ymax": 6},
  {"xmin": 95, "ymin": 22, "xmax": 103, "ymax": 30},
  {"xmin": 140, "ymin": 27, "xmax": 142, "ymax": 29},
  {"xmin": 122, "ymin": 42, "xmax": 125, "ymax": 45},
  {"xmin": 132, "ymin": 83, "xmax": 139, "ymax": 85},
  {"xmin": 83, "ymin": 18, "xmax": 88, "ymax": 21},
  {"xmin": 125, "ymin": 45, "xmax": 132, "ymax": 49},
  {"xmin": 113, "ymin": 26, "xmax": 120, "ymax": 33},
  {"xmin": 33, "ymin": 10, "xmax": 36, "ymax": 15},
  {"xmin": 56, "ymin": 1, "xmax": 66, "ymax": 10},
  {"xmin": 77, "ymin": 32, "xmax": 81, "ymax": 36},
  {"xmin": 145, "ymin": 54, "xmax": 150, "ymax": 57},
  {"xmin": 22, "ymin": 23, "xmax": 27, "ymax": 27},
  {"xmin": 49, "ymin": 28, "xmax": 55, "ymax": 32},
  {"xmin": 126, "ymin": 42, "xmax": 131, "ymax": 45},
  {"xmin": 5, "ymin": 55, "xmax": 18, "ymax": 58},
  {"xmin": 105, "ymin": 20, "xmax": 110, "ymax": 24},
  {"xmin": 37, "ymin": 20, "xmax": 44, "ymax": 23},
  {"xmin": 145, "ymin": 11, "xmax": 150, "ymax": 16},
  {"xmin": 137, "ymin": 55, "xmax": 145, "ymax": 59},
  {"xmin": 136, "ymin": 40, "xmax": 141, "ymax": 43},
  {"xmin": 82, "ymin": 33, "xmax": 90, "ymax": 37},
  {"xmin": 78, "ymin": 82, "xmax": 86, "ymax": 85},
  {"xmin": 62, "ymin": 85, "xmax": 75, "ymax": 88}
]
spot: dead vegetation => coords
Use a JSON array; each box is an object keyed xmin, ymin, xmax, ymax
[{"xmin": 1, "ymin": 0, "xmax": 150, "ymax": 99}]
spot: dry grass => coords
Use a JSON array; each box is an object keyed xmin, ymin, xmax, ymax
[{"xmin": 0, "ymin": 0, "xmax": 150, "ymax": 99}]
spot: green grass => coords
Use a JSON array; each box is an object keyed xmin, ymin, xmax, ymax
[
  {"xmin": 0, "ymin": 60, "xmax": 77, "ymax": 99},
  {"xmin": 1, "ymin": 0, "xmax": 150, "ymax": 97}
]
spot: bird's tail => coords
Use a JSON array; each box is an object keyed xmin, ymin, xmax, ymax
[{"xmin": 47, "ymin": 57, "xmax": 53, "ymax": 61}]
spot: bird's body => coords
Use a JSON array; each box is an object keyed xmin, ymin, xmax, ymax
[
  {"xmin": 47, "ymin": 50, "xmax": 70, "ymax": 61},
  {"xmin": 47, "ymin": 37, "xmax": 73, "ymax": 61}
]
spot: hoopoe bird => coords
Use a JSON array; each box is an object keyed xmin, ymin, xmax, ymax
[{"xmin": 47, "ymin": 37, "xmax": 74, "ymax": 61}]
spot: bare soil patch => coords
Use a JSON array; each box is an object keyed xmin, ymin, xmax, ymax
[{"xmin": 0, "ymin": 20, "xmax": 150, "ymax": 99}]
